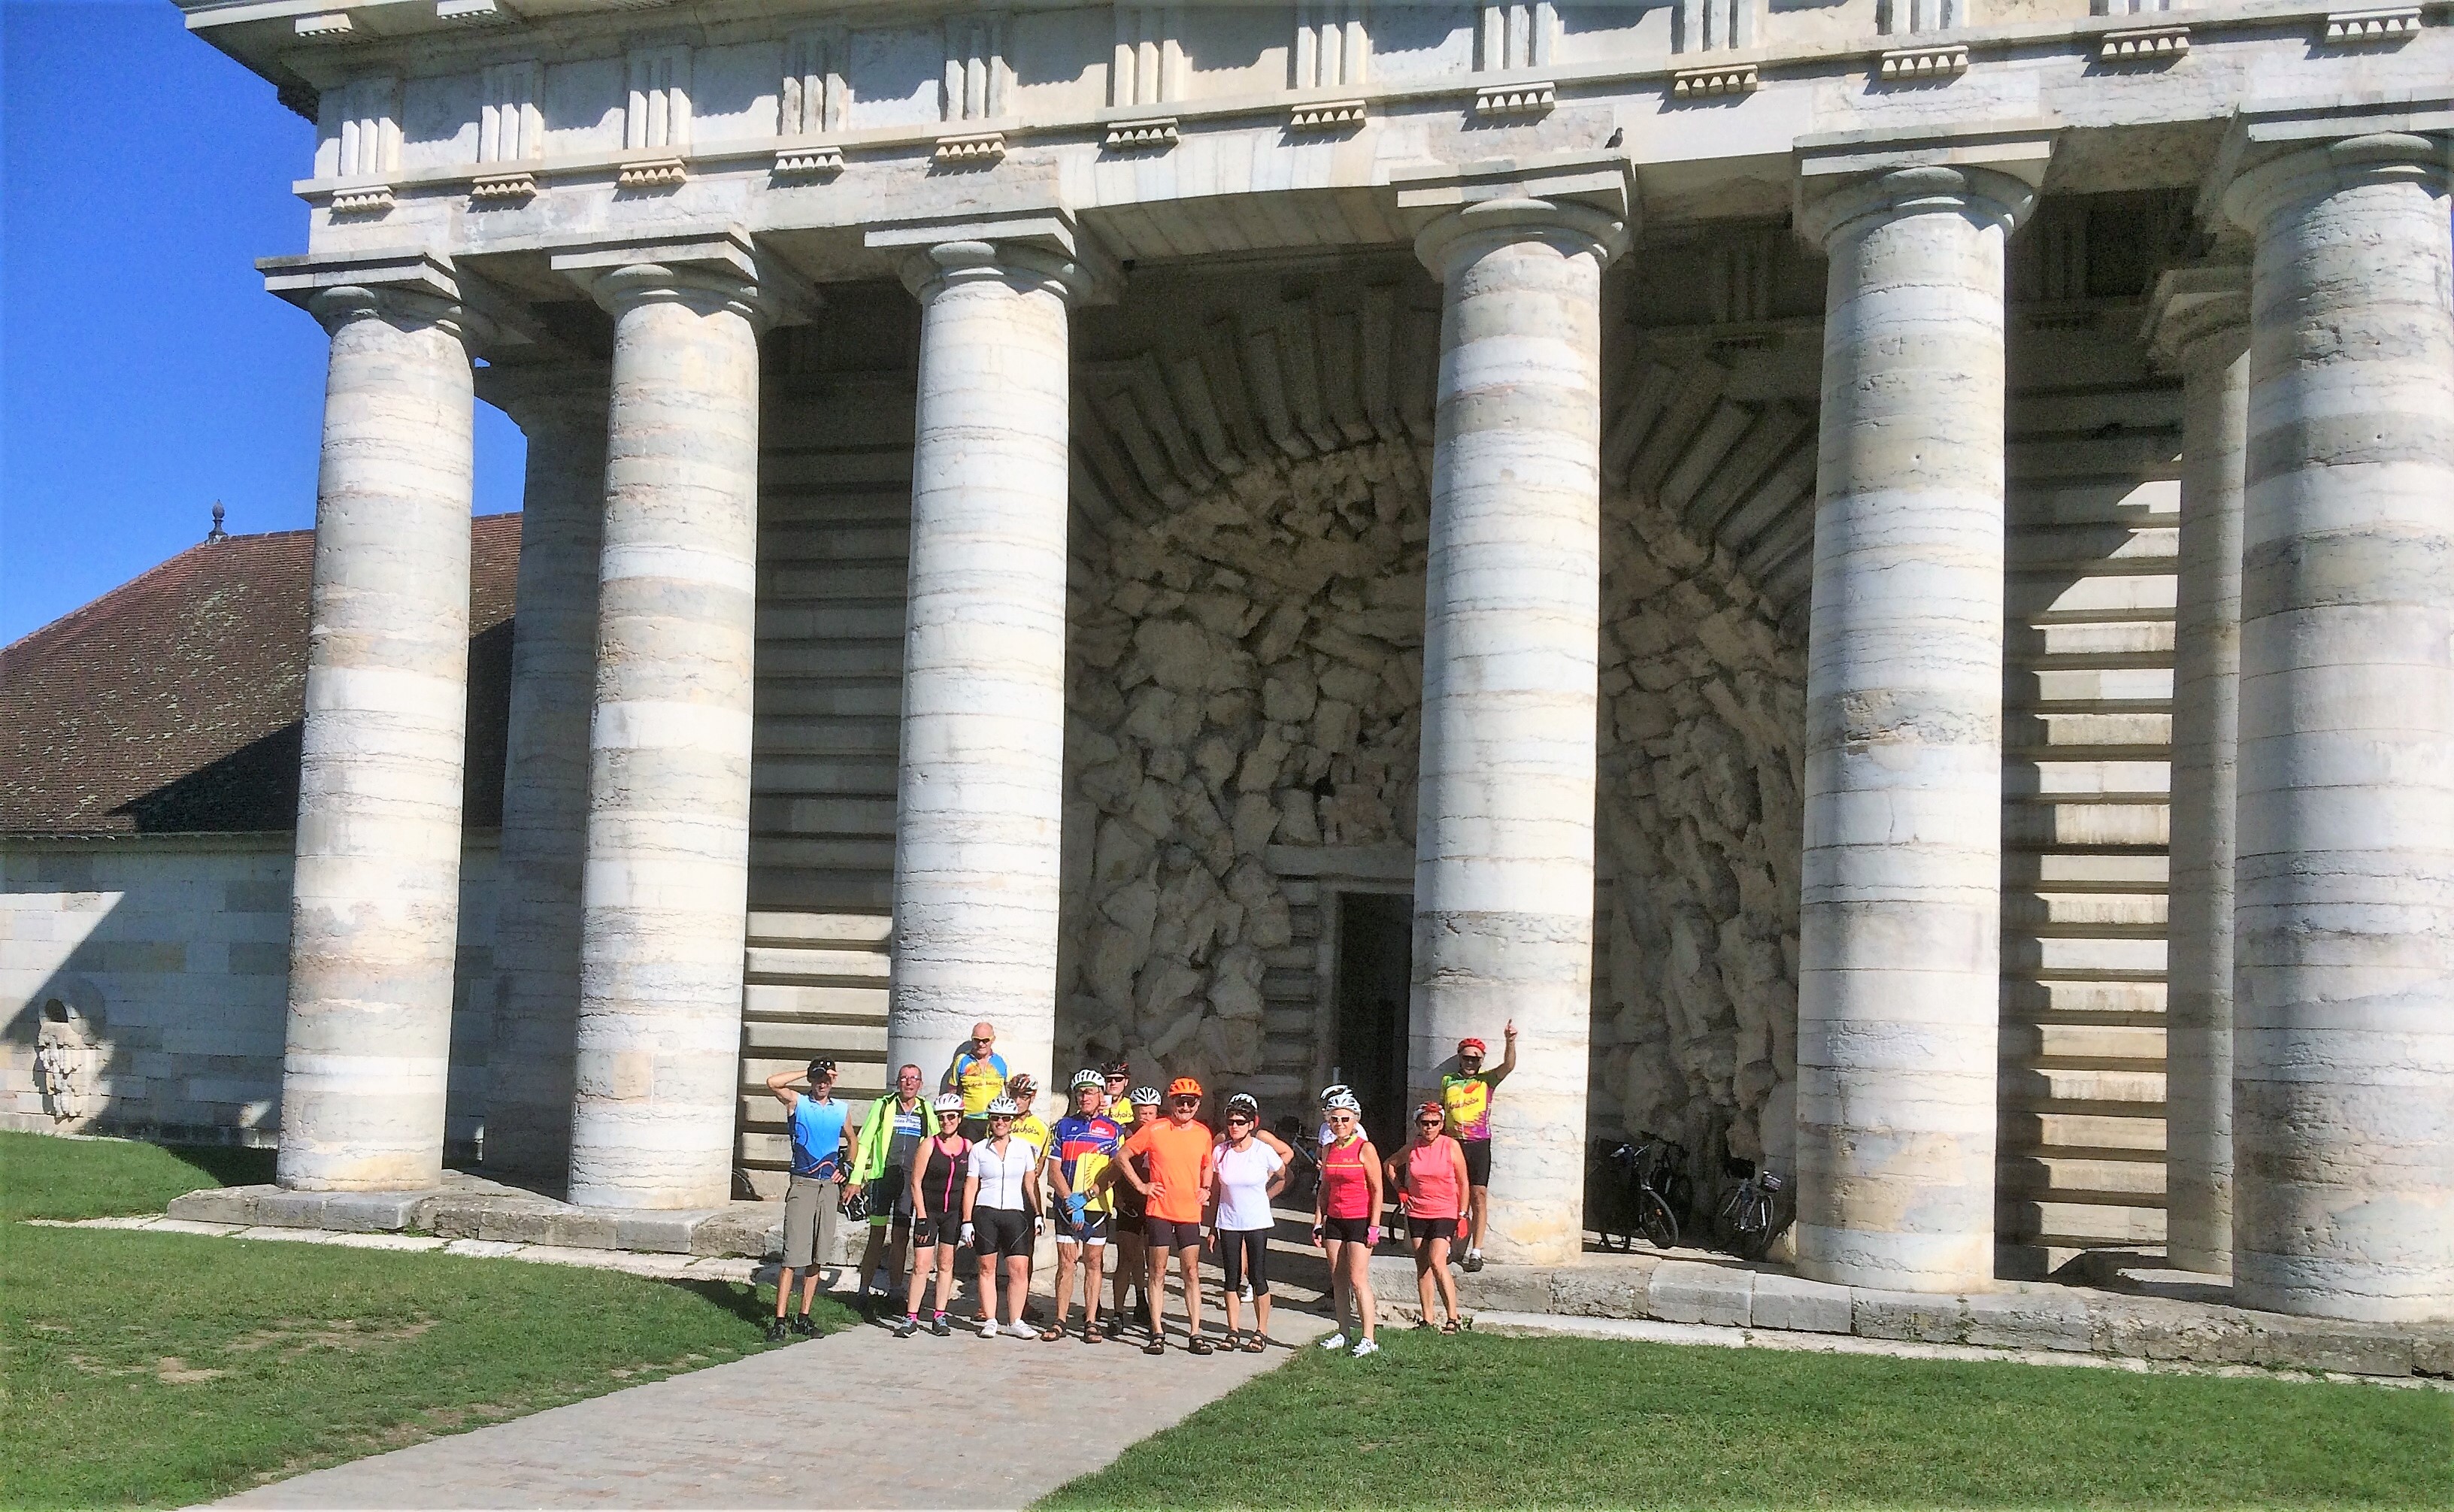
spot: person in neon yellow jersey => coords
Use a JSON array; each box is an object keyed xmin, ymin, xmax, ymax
[
  {"xmin": 941, "ymin": 1020, "xmax": 1008, "ymax": 1139},
  {"xmin": 1441, "ymin": 1019, "xmax": 1516, "ymax": 1271}
]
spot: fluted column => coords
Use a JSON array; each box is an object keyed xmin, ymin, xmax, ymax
[
  {"xmin": 2144, "ymin": 263, "xmax": 2250, "ymax": 1278},
  {"xmin": 550, "ymin": 238, "xmax": 786, "ymax": 1208},
  {"xmin": 1791, "ymin": 143, "xmax": 2042, "ymax": 1292},
  {"xmin": 867, "ymin": 226, "xmax": 1104, "ymax": 1100},
  {"xmin": 472, "ymin": 362, "xmax": 609, "ymax": 1186},
  {"xmin": 1395, "ymin": 158, "xmax": 1632, "ymax": 1265},
  {"xmin": 2219, "ymin": 127, "xmax": 2454, "ymax": 1322},
  {"xmin": 271, "ymin": 275, "xmax": 480, "ymax": 1192}
]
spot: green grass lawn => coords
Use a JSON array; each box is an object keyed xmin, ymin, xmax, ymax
[
  {"xmin": 1044, "ymin": 1329, "xmax": 2454, "ymax": 1511},
  {"xmin": 0, "ymin": 1132, "xmax": 844, "ymax": 1510}
]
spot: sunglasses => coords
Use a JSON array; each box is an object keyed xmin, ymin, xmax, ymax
[
  {"xmin": 936, "ymin": 1111, "xmax": 962, "ymax": 1120},
  {"xmin": 1227, "ymin": 1114, "xmax": 1254, "ymax": 1125},
  {"xmin": 1171, "ymin": 1096, "xmax": 1200, "ymax": 1104},
  {"xmin": 1416, "ymin": 1118, "xmax": 1443, "ymax": 1127}
]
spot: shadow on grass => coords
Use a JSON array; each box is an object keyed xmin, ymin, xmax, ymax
[{"xmin": 165, "ymin": 1142, "xmax": 278, "ymax": 1189}]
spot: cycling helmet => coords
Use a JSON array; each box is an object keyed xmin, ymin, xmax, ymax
[
  {"xmin": 1319, "ymin": 1083, "xmax": 1353, "ymax": 1107},
  {"xmin": 1168, "ymin": 1076, "xmax": 1204, "ymax": 1099},
  {"xmin": 1104, "ymin": 1059, "xmax": 1132, "ymax": 1078},
  {"xmin": 1225, "ymin": 1092, "xmax": 1260, "ymax": 1115},
  {"xmin": 1129, "ymin": 1086, "xmax": 1163, "ymax": 1107},
  {"xmin": 1007, "ymin": 1074, "xmax": 1037, "ymax": 1097},
  {"xmin": 931, "ymin": 1092, "xmax": 966, "ymax": 1115},
  {"xmin": 1071, "ymin": 1068, "xmax": 1105, "ymax": 1091},
  {"xmin": 1458, "ymin": 1038, "xmax": 1487, "ymax": 1057},
  {"xmin": 984, "ymin": 1095, "xmax": 1021, "ymax": 1117},
  {"xmin": 1324, "ymin": 1091, "xmax": 1362, "ymax": 1114}
]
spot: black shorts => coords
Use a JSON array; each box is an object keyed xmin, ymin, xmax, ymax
[
  {"xmin": 1057, "ymin": 1212, "xmax": 1111, "ymax": 1247},
  {"xmin": 1322, "ymin": 1214, "xmax": 1373, "ymax": 1244},
  {"xmin": 1109, "ymin": 1207, "xmax": 1144, "ymax": 1239},
  {"xmin": 914, "ymin": 1211, "xmax": 958, "ymax": 1247},
  {"xmin": 974, "ymin": 1206, "xmax": 1034, "ymax": 1259},
  {"xmin": 1462, "ymin": 1138, "xmax": 1492, "ymax": 1186},
  {"xmin": 869, "ymin": 1167, "xmax": 914, "ymax": 1227},
  {"xmin": 1410, "ymin": 1215, "xmax": 1459, "ymax": 1244},
  {"xmin": 1219, "ymin": 1227, "xmax": 1271, "ymax": 1296},
  {"xmin": 1146, "ymin": 1215, "xmax": 1204, "ymax": 1251}
]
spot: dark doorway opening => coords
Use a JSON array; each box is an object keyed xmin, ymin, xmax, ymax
[{"xmin": 1333, "ymin": 891, "xmax": 1413, "ymax": 1141}]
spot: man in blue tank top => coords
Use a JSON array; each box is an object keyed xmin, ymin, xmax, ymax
[{"xmin": 767, "ymin": 1059, "xmax": 851, "ymax": 1342}]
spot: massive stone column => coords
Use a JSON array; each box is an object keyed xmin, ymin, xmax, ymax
[
  {"xmin": 2219, "ymin": 123, "xmax": 2454, "ymax": 1322},
  {"xmin": 550, "ymin": 236, "xmax": 789, "ymax": 1209},
  {"xmin": 265, "ymin": 265, "xmax": 480, "ymax": 1192},
  {"xmin": 2145, "ymin": 263, "xmax": 2251, "ymax": 1278},
  {"xmin": 471, "ymin": 363, "xmax": 609, "ymax": 1186},
  {"xmin": 1789, "ymin": 133, "xmax": 2045, "ymax": 1292},
  {"xmin": 863, "ymin": 217, "xmax": 1105, "ymax": 1100},
  {"xmin": 1394, "ymin": 158, "xmax": 1632, "ymax": 1265}
]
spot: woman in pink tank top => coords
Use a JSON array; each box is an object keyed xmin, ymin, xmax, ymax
[
  {"xmin": 1392, "ymin": 1101, "xmax": 1471, "ymax": 1332},
  {"xmin": 1310, "ymin": 1092, "xmax": 1383, "ymax": 1356}
]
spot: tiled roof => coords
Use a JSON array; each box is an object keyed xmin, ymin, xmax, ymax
[{"xmin": 2, "ymin": 514, "xmax": 521, "ymax": 834}]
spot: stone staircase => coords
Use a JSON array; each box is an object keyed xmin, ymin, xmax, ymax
[{"xmin": 733, "ymin": 911, "xmax": 893, "ymax": 1199}]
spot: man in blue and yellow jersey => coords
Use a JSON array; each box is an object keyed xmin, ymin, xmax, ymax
[{"xmin": 942, "ymin": 1020, "xmax": 1009, "ymax": 1139}]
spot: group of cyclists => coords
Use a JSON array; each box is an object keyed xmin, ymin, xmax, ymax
[{"xmin": 762, "ymin": 1017, "xmax": 1519, "ymax": 1359}]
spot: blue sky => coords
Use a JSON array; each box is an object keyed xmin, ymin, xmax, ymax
[{"xmin": 2, "ymin": 0, "xmax": 527, "ymax": 645}]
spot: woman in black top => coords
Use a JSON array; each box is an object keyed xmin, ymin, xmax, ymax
[{"xmin": 896, "ymin": 1094, "xmax": 971, "ymax": 1337}]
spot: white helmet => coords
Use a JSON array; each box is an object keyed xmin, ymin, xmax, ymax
[
  {"xmin": 984, "ymin": 1095, "xmax": 1021, "ymax": 1117},
  {"xmin": 931, "ymin": 1092, "xmax": 966, "ymax": 1115},
  {"xmin": 1324, "ymin": 1091, "xmax": 1362, "ymax": 1114},
  {"xmin": 1071, "ymin": 1068, "xmax": 1105, "ymax": 1091}
]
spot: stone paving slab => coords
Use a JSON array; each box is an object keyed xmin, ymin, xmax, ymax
[
  {"xmin": 166, "ymin": 1179, "xmax": 800, "ymax": 1262},
  {"xmin": 1469, "ymin": 1311, "xmax": 2454, "ymax": 1390},
  {"xmin": 210, "ymin": 1304, "xmax": 1333, "ymax": 1510}
]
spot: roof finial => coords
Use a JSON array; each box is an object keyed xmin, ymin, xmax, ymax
[{"xmin": 207, "ymin": 501, "xmax": 228, "ymax": 544}]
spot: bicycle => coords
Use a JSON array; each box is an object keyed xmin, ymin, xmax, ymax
[
  {"xmin": 1716, "ymin": 1164, "xmax": 1787, "ymax": 1261},
  {"xmin": 1587, "ymin": 1133, "xmax": 1687, "ymax": 1252}
]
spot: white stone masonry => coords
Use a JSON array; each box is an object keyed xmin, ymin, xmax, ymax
[
  {"xmin": 1792, "ymin": 153, "xmax": 2037, "ymax": 1293},
  {"xmin": 2222, "ymin": 129, "xmax": 2454, "ymax": 1323},
  {"xmin": 2146, "ymin": 262, "xmax": 2250, "ymax": 1279},
  {"xmin": 476, "ymin": 364, "xmax": 608, "ymax": 1185},
  {"xmin": 554, "ymin": 243, "xmax": 774, "ymax": 1209},
  {"xmin": 1401, "ymin": 163, "xmax": 1630, "ymax": 1265},
  {"xmin": 274, "ymin": 281, "xmax": 478, "ymax": 1192},
  {"xmin": 875, "ymin": 232, "xmax": 1095, "ymax": 1101}
]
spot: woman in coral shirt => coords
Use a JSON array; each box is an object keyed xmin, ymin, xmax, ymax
[{"xmin": 1390, "ymin": 1101, "xmax": 1471, "ymax": 1332}]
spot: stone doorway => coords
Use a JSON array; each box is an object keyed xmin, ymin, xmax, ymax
[{"xmin": 1331, "ymin": 889, "xmax": 1412, "ymax": 1137}]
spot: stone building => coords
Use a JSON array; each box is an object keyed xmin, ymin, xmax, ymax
[{"xmin": 5, "ymin": 0, "xmax": 2447, "ymax": 1322}]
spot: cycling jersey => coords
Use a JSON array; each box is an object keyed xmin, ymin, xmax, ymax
[
  {"xmin": 1441, "ymin": 1071, "xmax": 1495, "ymax": 1141},
  {"xmin": 949, "ymin": 1050, "xmax": 1009, "ymax": 1117},
  {"xmin": 1051, "ymin": 1114, "xmax": 1122, "ymax": 1214}
]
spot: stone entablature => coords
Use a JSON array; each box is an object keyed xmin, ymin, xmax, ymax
[{"xmin": 183, "ymin": 0, "xmax": 2448, "ymax": 253}]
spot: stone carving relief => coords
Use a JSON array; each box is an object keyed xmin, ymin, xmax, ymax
[{"xmin": 35, "ymin": 989, "xmax": 103, "ymax": 1126}]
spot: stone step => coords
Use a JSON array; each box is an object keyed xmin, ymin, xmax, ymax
[
  {"xmin": 750, "ymin": 794, "xmax": 899, "ymax": 838},
  {"xmin": 2009, "ymin": 475, "xmax": 2176, "ymax": 527},
  {"xmin": 2002, "ymin": 890, "xmax": 2168, "ymax": 931},
  {"xmin": 2001, "ymin": 933, "xmax": 2167, "ymax": 978},
  {"xmin": 2001, "ymin": 760, "xmax": 2169, "ymax": 798},
  {"xmin": 754, "ymin": 643, "xmax": 906, "ymax": 679},
  {"xmin": 741, "ymin": 944, "xmax": 891, "ymax": 983},
  {"xmin": 2012, "ymin": 388, "xmax": 2183, "ymax": 433},
  {"xmin": 750, "ymin": 837, "xmax": 900, "ymax": 871},
  {"xmin": 2001, "ymin": 977, "xmax": 2168, "ymax": 1020},
  {"xmin": 756, "ymin": 603, "xmax": 908, "ymax": 641},
  {"xmin": 762, "ymin": 451, "xmax": 915, "ymax": 491},
  {"xmin": 748, "ymin": 868, "xmax": 894, "ymax": 912},
  {"xmin": 2007, "ymin": 574, "xmax": 2176, "ymax": 623},
  {"xmin": 2005, "ymin": 526, "xmax": 2177, "ymax": 573},
  {"xmin": 2010, "ymin": 619, "xmax": 2175, "ymax": 660},
  {"xmin": 753, "ymin": 718, "xmax": 903, "ymax": 756},
  {"xmin": 2003, "ymin": 800, "xmax": 2168, "ymax": 849},
  {"xmin": 2008, "ymin": 668, "xmax": 2174, "ymax": 706},
  {"xmin": 746, "ymin": 911, "xmax": 892, "ymax": 946},
  {"xmin": 764, "ymin": 564, "xmax": 915, "ymax": 598},
  {"xmin": 2000, "ymin": 1021, "xmax": 2167, "ymax": 1065},
  {"xmin": 742, "ymin": 981, "xmax": 890, "ymax": 1018},
  {"xmin": 2001, "ymin": 853, "xmax": 2168, "ymax": 892},
  {"xmin": 741, "ymin": 1020, "xmax": 891, "ymax": 1061},
  {"xmin": 2005, "ymin": 711, "xmax": 2172, "ymax": 753},
  {"xmin": 1998, "ymin": 1152, "xmax": 2169, "ymax": 1201},
  {"xmin": 750, "ymin": 680, "xmax": 904, "ymax": 719},
  {"xmin": 2001, "ymin": 1066, "xmax": 2167, "ymax": 1110},
  {"xmin": 2000, "ymin": 1109, "xmax": 2167, "ymax": 1157},
  {"xmin": 755, "ymin": 522, "xmax": 913, "ymax": 559},
  {"xmin": 1998, "ymin": 1198, "xmax": 2168, "ymax": 1245},
  {"xmin": 2007, "ymin": 433, "xmax": 2179, "ymax": 481},
  {"xmin": 750, "ymin": 757, "xmax": 899, "ymax": 797}
]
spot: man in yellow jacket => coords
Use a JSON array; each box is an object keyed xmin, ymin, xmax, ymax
[{"xmin": 845, "ymin": 1062, "xmax": 929, "ymax": 1317}]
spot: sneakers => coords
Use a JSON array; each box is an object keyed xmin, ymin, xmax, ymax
[
  {"xmin": 894, "ymin": 1314, "xmax": 921, "ymax": 1338},
  {"xmin": 763, "ymin": 1317, "xmax": 789, "ymax": 1343},
  {"xmin": 931, "ymin": 1314, "xmax": 953, "ymax": 1338},
  {"xmin": 789, "ymin": 1312, "xmax": 818, "ymax": 1338},
  {"xmin": 1352, "ymin": 1337, "xmax": 1381, "ymax": 1359},
  {"xmin": 979, "ymin": 1317, "xmax": 1000, "ymax": 1339},
  {"xmin": 1003, "ymin": 1320, "xmax": 1037, "ymax": 1340},
  {"xmin": 1464, "ymin": 1249, "xmax": 1485, "ymax": 1273},
  {"xmin": 1317, "ymin": 1332, "xmax": 1349, "ymax": 1351}
]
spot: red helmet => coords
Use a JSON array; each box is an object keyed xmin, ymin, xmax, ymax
[
  {"xmin": 1458, "ymin": 1038, "xmax": 1488, "ymax": 1057},
  {"xmin": 1167, "ymin": 1076, "xmax": 1204, "ymax": 1099}
]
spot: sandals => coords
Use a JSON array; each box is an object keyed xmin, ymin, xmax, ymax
[
  {"xmin": 1038, "ymin": 1326, "xmax": 1065, "ymax": 1342},
  {"xmin": 1188, "ymin": 1337, "xmax": 1216, "ymax": 1356},
  {"xmin": 1439, "ymin": 1320, "xmax": 1462, "ymax": 1335},
  {"xmin": 1241, "ymin": 1333, "xmax": 1267, "ymax": 1353},
  {"xmin": 1083, "ymin": 1323, "xmax": 1104, "ymax": 1344},
  {"xmin": 1143, "ymin": 1338, "xmax": 1165, "ymax": 1355}
]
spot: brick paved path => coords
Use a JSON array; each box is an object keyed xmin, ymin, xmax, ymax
[{"xmin": 213, "ymin": 1307, "xmax": 1331, "ymax": 1510}]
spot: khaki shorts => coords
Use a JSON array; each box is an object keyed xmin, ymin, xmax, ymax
[{"xmin": 783, "ymin": 1174, "xmax": 841, "ymax": 1270}]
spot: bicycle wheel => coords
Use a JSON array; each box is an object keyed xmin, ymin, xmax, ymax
[
  {"xmin": 1638, "ymin": 1189, "xmax": 1679, "ymax": 1250},
  {"xmin": 1737, "ymin": 1192, "xmax": 1779, "ymax": 1260}
]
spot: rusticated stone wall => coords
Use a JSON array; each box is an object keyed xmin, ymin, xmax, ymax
[
  {"xmin": 1055, "ymin": 421, "xmax": 1807, "ymax": 1168},
  {"xmin": 1592, "ymin": 501, "xmax": 1805, "ymax": 1171}
]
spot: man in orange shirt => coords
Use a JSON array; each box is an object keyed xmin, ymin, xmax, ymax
[{"xmin": 1119, "ymin": 1076, "xmax": 1216, "ymax": 1355}]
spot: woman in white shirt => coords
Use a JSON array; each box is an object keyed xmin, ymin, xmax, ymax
[
  {"xmin": 1208, "ymin": 1096, "xmax": 1287, "ymax": 1352},
  {"xmin": 962, "ymin": 1096, "xmax": 1044, "ymax": 1339}
]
